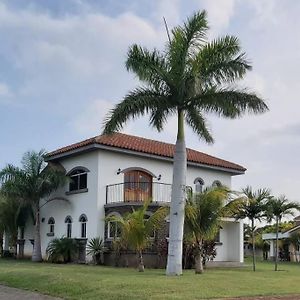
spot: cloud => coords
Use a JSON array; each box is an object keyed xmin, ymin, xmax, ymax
[{"xmin": 0, "ymin": 82, "xmax": 13, "ymax": 104}]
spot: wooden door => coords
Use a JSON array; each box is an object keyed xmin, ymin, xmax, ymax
[{"xmin": 124, "ymin": 170, "xmax": 152, "ymax": 202}]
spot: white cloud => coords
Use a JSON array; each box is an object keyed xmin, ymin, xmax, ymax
[{"xmin": 0, "ymin": 82, "xmax": 13, "ymax": 104}]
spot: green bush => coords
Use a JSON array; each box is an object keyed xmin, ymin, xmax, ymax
[
  {"xmin": 87, "ymin": 237, "xmax": 108, "ymax": 265},
  {"xmin": 46, "ymin": 238, "xmax": 78, "ymax": 263}
]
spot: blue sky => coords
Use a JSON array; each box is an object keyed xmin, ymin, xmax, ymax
[{"xmin": 0, "ymin": 0, "xmax": 300, "ymax": 201}]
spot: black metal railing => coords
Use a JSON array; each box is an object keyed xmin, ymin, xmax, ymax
[
  {"xmin": 106, "ymin": 182, "xmax": 193, "ymax": 205},
  {"xmin": 106, "ymin": 182, "xmax": 172, "ymax": 204}
]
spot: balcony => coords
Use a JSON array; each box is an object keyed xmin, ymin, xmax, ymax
[{"xmin": 105, "ymin": 182, "xmax": 173, "ymax": 206}]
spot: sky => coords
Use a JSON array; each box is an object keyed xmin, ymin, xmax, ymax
[{"xmin": 0, "ymin": 0, "xmax": 299, "ymax": 202}]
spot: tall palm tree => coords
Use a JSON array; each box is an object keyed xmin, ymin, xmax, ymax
[
  {"xmin": 103, "ymin": 11, "xmax": 268, "ymax": 275},
  {"xmin": 266, "ymin": 196, "xmax": 300, "ymax": 271},
  {"xmin": 185, "ymin": 186, "xmax": 232, "ymax": 274},
  {"xmin": 230, "ymin": 186, "xmax": 271, "ymax": 271},
  {"xmin": 107, "ymin": 201, "xmax": 168, "ymax": 272},
  {"xmin": 0, "ymin": 150, "xmax": 66, "ymax": 262}
]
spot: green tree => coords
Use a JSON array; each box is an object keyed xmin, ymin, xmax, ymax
[
  {"xmin": 107, "ymin": 201, "xmax": 168, "ymax": 272},
  {"xmin": 230, "ymin": 186, "xmax": 271, "ymax": 271},
  {"xmin": 103, "ymin": 11, "xmax": 268, "ymax": 275},
  {"xmin": 184, "ymin": 186, "xmax": 232, "ymax": 274},
  {"xmin": 266, "ymin": 196, "xmax": 300, "ymax": 271},
  {"xmin": 0, "ymin": 150, "xmax": 66, "ymax": 262}
]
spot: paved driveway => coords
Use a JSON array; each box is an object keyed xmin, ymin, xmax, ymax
[{"xmin": 0, "ymin": 285, "xmax": 62, "ymax": 300}]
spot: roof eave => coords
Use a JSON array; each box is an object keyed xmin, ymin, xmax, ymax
[{"xmin": 45, "ymin": 144, "xmax": 246, "ymax": 175}]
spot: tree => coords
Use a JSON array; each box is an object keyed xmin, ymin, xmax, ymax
[
  {"xmin": 266, "ymin": 196, "xmax": 300, "ymax": 271},
  {"xmin": 107, "ymin": 201, "xmax": 168, "ymax": 272},
  {"xmin": 102, "ymin": 11, "xmax": 268, "ymax": 275},
  {"xmin": 0, "ymin": 150, "xmax": 66, "ymax": 262},
  {"xmin": 230, "ymin": 187, "xmax": 271, "ymax": 271},
  {"xmin": 184, "ymin": 186, "xmax": 231, "ymax": 274}
]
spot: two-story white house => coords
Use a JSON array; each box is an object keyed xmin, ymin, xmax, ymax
[{"xmin": 19, "ymin": 133, "xmax": 245, "ymax": 267}]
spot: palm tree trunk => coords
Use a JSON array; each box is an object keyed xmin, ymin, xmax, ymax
[
  {"xmin": 138, "ymin": 250, "xmax": 144, "ymax": 272},
  {"xmin": 32, "ymin": 207, "xmax": 42, "ymax": 262},
  {"xmin": 195, "ymin": 240, "xmax": 203, "ymax": 274},
  {"xmin": 275, "ymin": 217, "xmax": 279, "ymax": 271},
  {"xmin": 0, "ymin": 231, "xmax": 3, "ymax": 256},
  {"xmin": 251, "ymin": 219, "xmax": 256, "ymax": 272},
  {"xmin": 166, "ymin": 110, "xmax": 187, "ymax": 276}
]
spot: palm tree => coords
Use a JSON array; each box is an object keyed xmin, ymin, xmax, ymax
[
  {"xmin": 107, "ymin": 201, "xmax": 168, "ymax": 272},
  {"xmin": 103, "ymin": 11, "xmax": 268, "ymax": 275},
  {"xmin": 266, "ymin": 196, "xmax": 300, "ymax": 271},
  {"xmin": 185, "ymin": 186, "xmax": 232, "ymax": 274},
  {"xmin": 230, "ymin": 186, "xmax": 271, "ymax": 271},
  {"xmin": 0, "ymin": 150, "xmax": 66, "ymax": 262}
]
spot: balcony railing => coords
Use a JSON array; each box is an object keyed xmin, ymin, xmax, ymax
[{"xmin": 106, "ymin": 182, "xmax": 193, "ymax": 205}]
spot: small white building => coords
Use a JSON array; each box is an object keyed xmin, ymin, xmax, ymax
[{"xmin": 15, "ymin": 133, "xmax": 245, "ymax": 266}]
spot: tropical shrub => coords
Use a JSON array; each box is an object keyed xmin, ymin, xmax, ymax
[
  {"xmin": 87, "ymin": 237, "xmax": 108, "ymax": 265},
  {"xmin": 46, "ymin": 237, "xmax": 78, "ymax": 263}
]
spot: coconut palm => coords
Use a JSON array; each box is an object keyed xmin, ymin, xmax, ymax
[
  {"xmin": 103, "ymin": 11, "xmax": 268, "ymax": 275},
  {"xmin": 266, "ymin": 196, "xmax": 300, "ymax": 271},
  {"xmin": 107, "ymin": 201, "xmax": 168, "ymax": 272},
  {"xmin": 230, "ymin": 187, "xmax": 271, "ymax": 271},
  {"xmin": 184, "ymin": 186, "xmax": 232, "ymax": 274},
  {"xmin": 0, "ymin": 150, "xmax": 66, "ymax": 262}
]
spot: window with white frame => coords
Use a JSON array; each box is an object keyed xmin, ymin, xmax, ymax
[
  {"xmin": 107, "ymin": 220, "xmax": 121, "ymax": 239},
  {"xmin": 65, "ymin": 216, "xmax": 72, "ymax": 238},
  {"xmin": 194, "ymin": 178, "xmax": 204, "ymax": 193},
  {"xmin": 79, "ymin": 214, "xmax": 88, "ymax": 238},
  {"xmin": 212, "ymin": 180, "xmax": 222, "ymax": 188},
  {"xmin": 48, "ymin": 217, "xmax": 55, "ymax": 234},
  {"xmin": 68, "ymin": 167, "xmax": 89, "ymax": 192}
]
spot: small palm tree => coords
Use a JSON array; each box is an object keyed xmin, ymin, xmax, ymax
[
  {"xmin": 0, "ymin": 150, "xmax": 66, "ymax": 262},
  {"xmin": 87, "ymin": 237, "xmax": 108, "ymax": 265},
  {"xmin": 107, "ymin": 201, "xmax": 168, "ymax": 272},
  {"xmin": 185, "ymin": 186, "xmax": 232, "ymax": 274},
  {"xmin": 103, "ymin": 10, "xmax": 268, "ymax": 275},
  {"xmin": 266, "ymin": 196, "xmax": 300, "ymax": 271},
  {"xmin": 230, "ymin": 186, "xmax": 271, "ymax": 271}
]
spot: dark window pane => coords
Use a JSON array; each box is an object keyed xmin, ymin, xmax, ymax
[
  {"xmin": 79, "ymin": 174, "xmax": 87, "ymax": 189},
  {"xmin": 70, "ymin": 176, "xmax": 79, "ymax": 191}
]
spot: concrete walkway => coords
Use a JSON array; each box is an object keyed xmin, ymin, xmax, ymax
[{"xmin": 0, "ymin": 285, "xmax": 62, "ymax": 300}]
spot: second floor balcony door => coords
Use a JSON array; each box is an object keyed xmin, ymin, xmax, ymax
[{"xmin": 124, "ymin": 170, "xmax": 152, "ymax": 202}]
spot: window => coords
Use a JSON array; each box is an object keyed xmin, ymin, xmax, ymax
[
  {"xmin": 48, "ymin": 217, "xmax": 55, "ymax": 234},
  {"xmin": 107, "ymin": 221, "xmax": 121, "ymax": 239},
  {"xmin": 65, "ymin": 216, "xmax": 72, "ymax": 238},
  {"xmin": 79, "ymin": 214, "xmax": 88, "ymax": 238},
  {"xmin": 124, "ymin": 170, "xmax": 152, "ymax": 202},
  {"xmin": 194, "ymin": 178, "xmax": 204, "ymax": 193},
  {"xmin": 68, "ymin": 167, "xmax": 89, "ymax": 192},
  {"xmin": 212, "ymin": 180, "xmax": 222, "ymax": 188},
  {"xmin": 144, "ymin": 213, "xmax": 155, "ymax": 239}
]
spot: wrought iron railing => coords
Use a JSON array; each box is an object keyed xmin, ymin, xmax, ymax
[{"xmin": 106, "ymin": 182, "xmax": 175, "ymax": 204}]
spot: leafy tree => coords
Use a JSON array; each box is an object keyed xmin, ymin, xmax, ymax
[
  {"xmin": 266, "ymin": 196, "xmax": 300, "ymax": 271},
  {"xmin": 103, "ymin": 11, "xmax": 268, "ymax": 275},
  {"xmin": 184, "ymin": 186, "xmax": 232, "ymax": 274},
  {"xmin": 230, "ymin": 187, "xmax": 271, "ymax": 271},
  {"xmin": 0, "ymin": 150, "xmax": 66, "ymax": 262},
  {"xmin": 287, "ymin": 232, "xmax": 300, "ymax": 262},
  {"xmin": 107, "ymin": 201, "xmax": 168, "ymax": 272}
]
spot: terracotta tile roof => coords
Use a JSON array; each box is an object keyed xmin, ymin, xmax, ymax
[{"xmin": 47, "ymin": 133, "xmax": 246, "ymax": 173}]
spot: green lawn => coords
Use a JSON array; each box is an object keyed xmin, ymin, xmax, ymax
[{"xmin": 0, "ymin": 258, "xmax": 299, "ymax": 299}]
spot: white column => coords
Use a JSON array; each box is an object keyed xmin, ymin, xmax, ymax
[
  {"xmin": 239, "ymin": 220, "xmax": 244, "ymax": 263},
  {"xmin": 269, "ymin": 240, "xmax": 274, "ymax": 258},
  {"xmin": 3, "ymin": 232, "xmax": 9, "ymax": 251}
]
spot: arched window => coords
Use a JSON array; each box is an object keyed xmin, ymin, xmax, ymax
[
  {"xmin": 124, "ymin": 170, "xmax": 152, "ymax": 202},
  {"xmin": 65, "ymin": 216, "xmax": 72, "ymax": 238},
  {"xmin": 212, "ymin": 180, "xmax": 222, "ymax": 188},
  {"xmin": 67, "ymin": 167, "xmax": 89, "ymax": 192},
  {"xmin": 194, "ymin": 178, "xmax": 204, "ymax": 193},
  {"xmin": 48, "ymin": 217, "xmax": 55, "ymax": 234},
  {"xmin": 79, "ymin": 214, "xmax": 88, "ymax": 238},
  {"xmin": 107, "ymin": 213, "xmax": 121, "ymax": 239}
]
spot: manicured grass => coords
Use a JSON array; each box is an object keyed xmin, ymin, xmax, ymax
[{"xmin": 0, "ymin": 258, "xmax": 299, "ymax": 299}]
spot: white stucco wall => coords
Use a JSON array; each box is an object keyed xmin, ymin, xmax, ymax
[{"xmin": 23, "ymin": 147, "xmax": 243, "ymax": 262}]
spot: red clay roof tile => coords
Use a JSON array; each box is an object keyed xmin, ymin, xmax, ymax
[{"xmin": 47, "ymin": 133, "xmax": 246, "ymax": 172}]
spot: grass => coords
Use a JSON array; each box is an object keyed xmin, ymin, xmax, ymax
[{"xmin": 0, "ymin": 258, "xmax": 299, "ymax": 299}]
